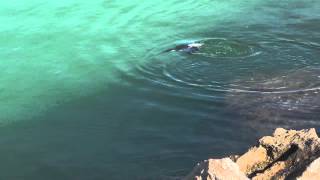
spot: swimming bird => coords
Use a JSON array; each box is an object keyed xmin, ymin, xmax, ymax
[{"xmin": 162, "ymin": 42, "xmax": 203, "ymax": 54}]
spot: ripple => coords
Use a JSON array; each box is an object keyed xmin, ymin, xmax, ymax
[
  {"xmin": 124, "ymin": 36, "xmax": 320, "ymax": 100},
  {"xmin": 134, "ymin": 38, "xmax": 263, "ymax": 93},
  {"xmin": 232, "ymin": 68, "xmax": 320, "ymax": 94},
  {"xmin": 226, "ymin": 67, "xmax": 320, "ymax": 131}
]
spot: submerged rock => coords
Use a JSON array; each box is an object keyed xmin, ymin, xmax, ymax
[
  {"xmin": 226, "ymin": 68, "xmax": 320, "ymax": 130},
  {"xmin": 185, "ymin": 128, "xmax": 320, "ymax": 180}
]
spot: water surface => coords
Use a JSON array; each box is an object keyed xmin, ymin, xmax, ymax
[{"xmin": 0, "ymin": 0, "xmax": 320, "ymax": 179}]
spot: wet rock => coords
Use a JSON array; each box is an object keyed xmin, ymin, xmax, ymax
[
  {"xmin": 184, "ymin": 158, "xmax": 248, "ymax": 180},
  {"xmin": 185, "ymin": 128, "xmax": 320, "ymax": 180}
]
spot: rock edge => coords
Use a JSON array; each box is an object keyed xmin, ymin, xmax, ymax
[{"xmin": 184, "ymin": 128, "xmax": 320, "ymax": 180}]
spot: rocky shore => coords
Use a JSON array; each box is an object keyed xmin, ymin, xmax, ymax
[{"xmin": 184, "ymin": 128, "xmax": 320, "ymax": 180}]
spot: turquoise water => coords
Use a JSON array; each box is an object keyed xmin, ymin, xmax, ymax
[
  {"xmin": 0, "ymin": 0, "xmax": 258, "ymax": 122},
  {"xmin": 0, "ymin": 0, "xmax": 320, "ymax": 179}
]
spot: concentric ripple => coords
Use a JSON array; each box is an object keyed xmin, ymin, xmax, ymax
[
  {"xmin": 128, "ymin": 38, "xmax": 262, "ymax": 95},
  {"xmin": 128, "ymin": 36, "xmax": 320, "ymax": 98}
]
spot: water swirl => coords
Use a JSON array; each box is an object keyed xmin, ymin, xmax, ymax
[
  {"xmin": 192, "ymin": 38, "xmax": 260, "ymax": 58},
  {"xmin": 125, "ymin": 36, "xmax": 320, "ymax": 96}
]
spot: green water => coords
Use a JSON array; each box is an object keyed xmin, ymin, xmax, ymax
[
  {"xmin": 1, "ymin": 0, "xmax": 320, "ymax": 179},
  {"xmin": 0, "ymin": 0, "xmax": 256, "ymax": 122}
]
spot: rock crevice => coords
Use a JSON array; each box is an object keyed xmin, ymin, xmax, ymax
[{"xmin": 185, "ymin": 128, "xmax": 320, "ymax": 180}]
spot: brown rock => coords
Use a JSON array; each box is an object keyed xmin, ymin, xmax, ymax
[
  {"xmin": 185, "ymin": 128, "xmax": 320, "ymax": 180},
  {"xmin": 236, "ymin": 128, "xmax": 320, "ymax": 179},
  {"xmin": 298, "ymin": 157, "xmax": 320, "ymax": 180},
  {"xmin": 236, "ymin": 146, "xmax": 269, "ymax": 175},
  {"xmin": 252, "ymin": 161, "xmax": 286, "ymax": 180},
  {"xmin": 184, "ymin": 158, "xmax": 248, "ymax": 180}
]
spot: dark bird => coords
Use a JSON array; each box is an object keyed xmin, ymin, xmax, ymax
[{"xmin": 162, "ymin": 42, "xmax": 203, "ymax": 54}]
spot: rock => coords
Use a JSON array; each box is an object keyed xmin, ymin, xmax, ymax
[
  {"xmin": 298, "ymin": 157, "xmax": 320, "ymax": 180},
  {"xmin": 236, "ymin": 128, "xmax": 320, "ymax": 179},
  {"xmin": 184, "ymin": 158, "xmax": 249, "ymax": 180},
  {"xmin": 185, "ymin": 128, "xmax": 320, "ymax": 180},
  {"xmin": 236, "ymin": 146, "xmax": 269, "ymax": 176}
]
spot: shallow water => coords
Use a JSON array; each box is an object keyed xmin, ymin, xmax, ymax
[{"xmin": 0, "ymin": 0, "xmax": 320, "ymax": 179}]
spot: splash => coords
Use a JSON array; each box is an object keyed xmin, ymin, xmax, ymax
[{"xmin": 194, "ymin": 38, "xmax": 260, "ymax": 58}]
